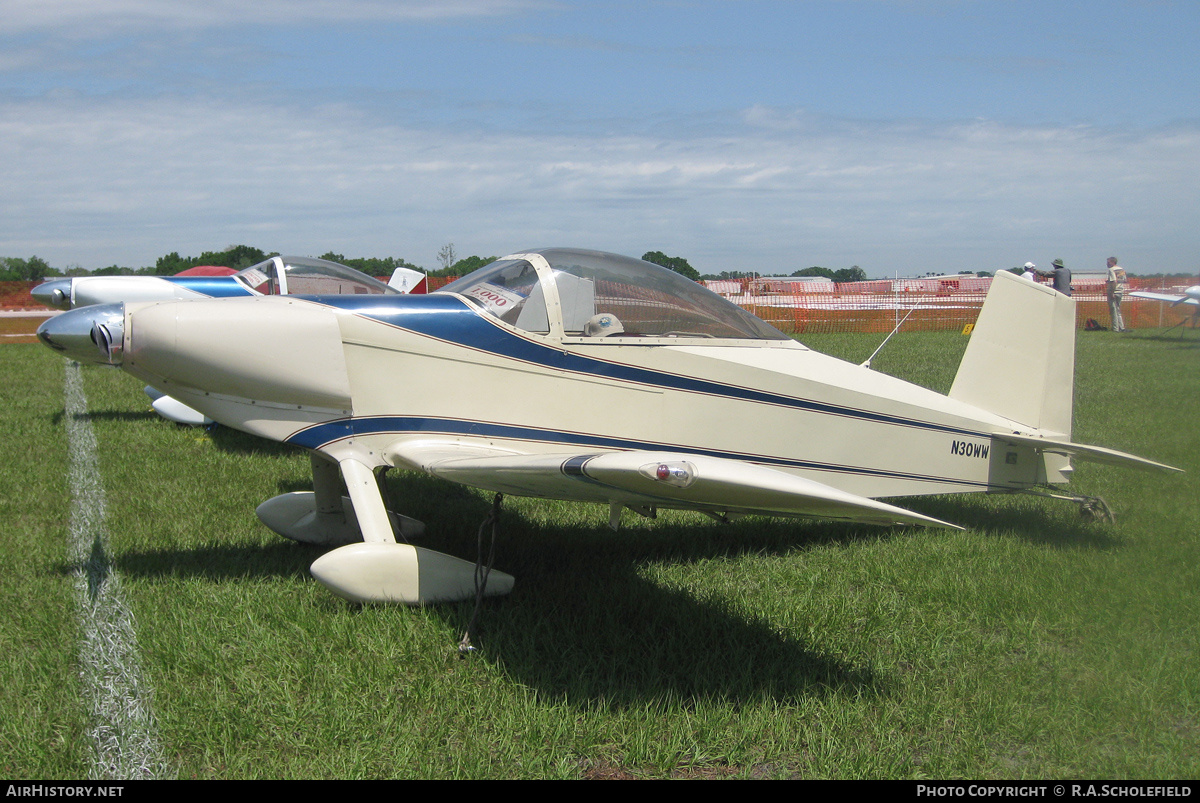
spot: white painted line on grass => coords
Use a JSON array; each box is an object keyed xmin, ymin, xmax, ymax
[{"xmin": 65, "ymin": 360, "xmax": 174, "ymax": 780}]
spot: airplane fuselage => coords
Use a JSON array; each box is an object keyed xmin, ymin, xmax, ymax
[{"xmin": 119, "ymin": 292, "xmax": 1045, "ymax": 505}]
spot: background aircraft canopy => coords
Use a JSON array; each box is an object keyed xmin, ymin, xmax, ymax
[
  {"xmin": 439, "ymin": 248, "xmax": 789, "ymax": 340},
  {"xmin": 235, "ymin": 256, "xmax": 398, "ymax": 296}
]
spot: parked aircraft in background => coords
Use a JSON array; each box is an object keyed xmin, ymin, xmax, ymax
[
  {"xmin": 35, "ymin": 255, "xmax": 426, "ymax": 424},
  {"xmin": 37, "ymin": 249, "xmax": 1179, "ymax": 605},
  {"xmin": 31, "ymin": 255, "xmax": 422, "ymax": 311},
  {"xmin": 1129, "ymin": 285, "xmax": 1200, "ymax": 334},
  {"xmin": 172, "ymin": 265, "xmax": 237, "ymax": 276}
]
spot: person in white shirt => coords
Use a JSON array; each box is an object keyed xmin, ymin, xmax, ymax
[{"xmin": 1106, "ymin": 256, "xmax": 1128, "ymax": 332}]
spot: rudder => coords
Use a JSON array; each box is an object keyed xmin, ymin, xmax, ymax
[{"xmin": 949, "ymin": 270, "xmax": 1075, "ymax": 437}]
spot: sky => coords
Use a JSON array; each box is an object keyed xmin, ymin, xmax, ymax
[{"xmin": 1, "ymin": 0, "xmax": 1198, "ymax": 278}]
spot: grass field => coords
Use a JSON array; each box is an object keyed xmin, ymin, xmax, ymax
[{"xmin": 1, "ymin": 329, "xmax": 1197, "ymax": 779}]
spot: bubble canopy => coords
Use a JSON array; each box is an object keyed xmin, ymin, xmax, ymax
[
  {"xmin": 438, "ymin": 248, "xmax": 788, "ymax": 341},
  {"xmin": 234, "ymin": 256, "xmax": 397, "ymax": 297}
]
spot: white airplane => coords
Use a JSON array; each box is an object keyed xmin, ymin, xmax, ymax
[
  {"xmin": 1128, "ymin": 285, "xmax": 1200, "ymax": 334},
  {"xmin": 32, "ymin": 255, "xmax": 423, "ymax": 311},
  {"xmin": 37, "ymin": 249, "xmax": 1179, "ymax": 605},
  {"xmin": 35, "ymin": 256, "xmax": 426, "ymax": 425}
]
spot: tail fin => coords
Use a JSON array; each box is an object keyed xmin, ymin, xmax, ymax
[{"xmin": 949, "ymin": 270, "xmax": 1075, "ymax": 437}]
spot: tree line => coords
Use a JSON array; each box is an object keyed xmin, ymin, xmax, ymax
[
  {"xmin": 0, "ymin": 244, "xmax": 710, "ymax": 283},
  {"xmin": 0, "ymin": 245, "xmax": 972, "ymax": 286},
  {"xmin": 701, "ymin": 265, "xmax": 868, "ymax": 282},
  {"xmin": 0, "ymin": 246, "xmax": 429, "ymax": 282},
  {"xmin": 5, "ymin": 245, "xmax": 1195, "ymax": 284}
]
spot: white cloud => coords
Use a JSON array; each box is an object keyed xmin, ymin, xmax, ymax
[
  {"xmin": 1, "ymin": 93, "xmax": 1197, "ymax": 275},
  {"xmin": 0, "ymin": 0, "xmax": 554, "ymax": 36}
]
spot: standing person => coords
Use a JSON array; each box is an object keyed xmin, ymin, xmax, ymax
[
  {"xmin": 1106, "ymin": 256, "xmax": 1128, "ymax": 332},
  {"xmin": 1021, "ymin": 262, "xmax": 1038, "ymax": 281},
  {"xmin": 1040, "ymin": 258, "xmax": 1072, "ymax": 296}
]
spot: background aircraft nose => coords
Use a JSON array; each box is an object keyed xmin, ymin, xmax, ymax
[
  {"xmin": 36, "ymin": 303, "xmax": 125, "ymax": 365},
  {"xmin": 31, "ymin": 279, "xmax": 72, "ymax": 310}
]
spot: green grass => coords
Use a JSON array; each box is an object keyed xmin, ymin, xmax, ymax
[
  {"xmin": 0, "ymin": 346, "xmax": 85, "ymax": 776},
  {"xmin": 1, "ymin": 328, "xmax": 1197, "ymax": 779}
]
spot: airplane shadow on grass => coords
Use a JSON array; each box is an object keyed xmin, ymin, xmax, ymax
[
  {"xmin": 900, "ymin": 494, "xmax": 1123, "ymax": 550},
  {"xmin": 95, "ymin": 472, "xmax": 1123, "ymax": 706},
  {"xmin": 53, "ymin": 408, "xmax": 159, "ymax": 426},
  {"xmin": 1126, "ymin": 330, "xmax": 1200, "ymax": 348},
  {"xmin": 204, "ymin": 421, "xmax": 306, "ymax": 459},
  {"xmin": 105, "ymin": 539, "xmax": 880, "ymax": 705}
]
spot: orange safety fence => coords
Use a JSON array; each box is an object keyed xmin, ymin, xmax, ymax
[
  {"xmin": 0, "ymin": 281, "xmax": 43, "ymax": 310},
  {"xmin": 5, "ymin": 276, "xmax": 1195, "ymax": 336},
  {"xmin": 706, "ymin": 276, "xmax": 1197, "ymax": 335},
  {"xmin": 0, "ymin": 283, "xmax": 52, "ymax": 343},
  {"xmin": 425, "ymin": 276, "xmax": 457, "ymax": 292}
]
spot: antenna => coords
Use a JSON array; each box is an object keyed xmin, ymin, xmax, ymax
[{"xmin": 861, "ymin": 306, "xmax": 915, "ymax": 369}]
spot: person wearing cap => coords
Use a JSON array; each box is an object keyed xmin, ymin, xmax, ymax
[
  {"xmin": 1106, "ymin": 256, "xmax": 1128, "ymax": 332},
  {"xmin": 1021, "ymin": 262, "xmax": 1037, "ymax": 281},
  {"xmin": 1039, "ymin": 258, "xmax": 1072, "ymax": 296}
]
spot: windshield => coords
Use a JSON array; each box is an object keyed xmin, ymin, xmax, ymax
[
  {"xmin": 235, "ymin": 257, "xmax": 398, "ymax": 296},
  {"xmin": 438, "ymin": 258, "xmax": 549, "ymax": 332},
  {"xmin": 543, "ymin": 249, "xmax": 788, "ymax": 339},
  {"xmin": 441, "ymin": 249, "xmax": 787, "ymax": 340}
]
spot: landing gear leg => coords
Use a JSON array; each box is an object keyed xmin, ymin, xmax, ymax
[
  {"xmin": 1021, "ymin": 489, "xmax": 1115, "ymax": 523},
  {"xmin": 255, "ymin": 452, "xmax": 515, "ymax": 603},
  {"xmin": 256, "ymin": 453, "xmax": 425, "ymax": 545},
  {"xmin": 308, "ymin": 462, "xmax": 514, "ymax": 604}
]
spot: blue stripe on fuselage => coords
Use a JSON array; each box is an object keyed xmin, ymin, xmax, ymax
[
  {"xmin": 162, "ymin": 276, "xmax": 256, "ymax": 298},
  {"xmin": 299, "ymin": 293, "xmax": 990, "ymax": 442},
  {"xmin": 284, "ymin": 414, "xmax": 988, "ymax": 489}
]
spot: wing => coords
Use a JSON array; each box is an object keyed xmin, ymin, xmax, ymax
[
  {"xmin": 1128, "ymin": 291, "xmax": 1197, "ymax": 306},
  {"xmin": 389, "ymin": 442, "xmax": 961, "ymax": 530}
]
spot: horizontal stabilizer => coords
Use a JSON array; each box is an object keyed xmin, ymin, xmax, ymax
[
  {"xmin": 996, "ymin": 433, "xmax": 1182, "ymax": 473},
  {"xmin": 390, "ymin": 442, "xmax": 961, "ymax": 530}
]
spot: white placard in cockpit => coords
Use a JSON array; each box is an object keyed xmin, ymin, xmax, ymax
[
  {"xmin": 239, "ymin": 268, "xmax": 270, "ymax": 291},
  {"xmin": 463, "ymin": 282, "xmax": 525, "ymax": 316}
]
